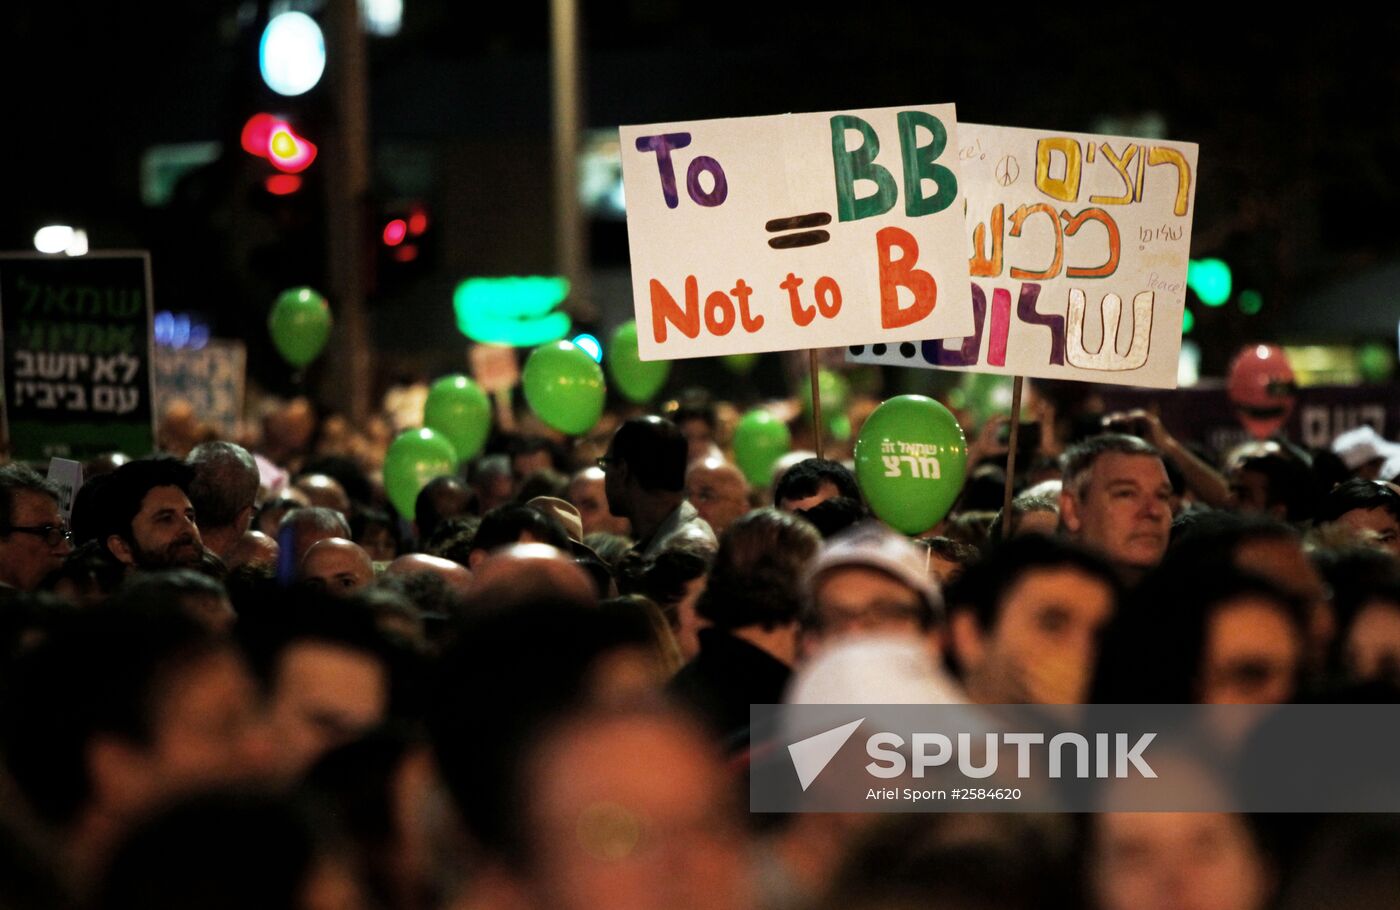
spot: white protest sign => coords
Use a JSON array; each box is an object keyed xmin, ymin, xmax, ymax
[
  {"xmin": 621, "ymin": 105, "xmax": 974, "ymax": 361},
  {"xmin": 848, "ymin": 123, "xmax": 1198, "ymax": 389},
  {"xmin": 45, "ymin": 458, "xmax": 82, "ymax": 523}
]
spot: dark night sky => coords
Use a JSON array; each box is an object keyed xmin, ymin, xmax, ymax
[{"xmin": 3, "ymin": 3, "xmax": 1397, "ymax": 384}]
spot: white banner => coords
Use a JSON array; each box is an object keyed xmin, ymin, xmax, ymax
[
  {"xmin": 621, "ymin": 104, "xmax": 975, "ymax": 361},
  {"xmin": 848, "ymin": 123, "xmax": 1198, "ymax": 389}
]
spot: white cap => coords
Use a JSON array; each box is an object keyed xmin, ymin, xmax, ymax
[
  {"xmin": 1332, "ymin": 425, "xmax": 1400, "ymax": 472},
  {"xmin": 805, "ymin": 521, "xmax": 942, "ymax": 617}
]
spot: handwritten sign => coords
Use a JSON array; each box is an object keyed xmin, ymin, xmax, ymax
[
  {"xmin": 154, "ymin": 339, "xmax": 246, "ymax": 437},
  {"xmin": 0, "ymin": 253, "xmax": 156, "ymax": 459},
  {"xmin": 620, "ymin": 105, "xmax": 974, "ymax": 361},
  {"xmin": 848, "ymin": 124, "xmax": 1198, "ymax": 389}
]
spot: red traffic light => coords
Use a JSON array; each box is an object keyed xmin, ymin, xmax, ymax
[{"xmin": 241, "ymin": 113, "xmax": 317, "ymax": 173}]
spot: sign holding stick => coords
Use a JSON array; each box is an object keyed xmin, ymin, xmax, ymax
[
  {"xmin": 620, "ymin": 104, "xmax": 975, "ymax": 361},
  {"xmin": 849, "ymin": 124, "xmax": 1198, "ymax": 389}
]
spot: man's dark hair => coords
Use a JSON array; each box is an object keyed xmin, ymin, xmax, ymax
[
  {"xmin": 988, "ymin": 491, "xmax": 1059, "ymax": 546},
  {"xmin": 469, "ymin": 503, "xmax": 570, "ymax": 557},
  {"xmin": 1317, "ymin": 478, "xmax": 1400, "ymax": 525},
  {"xmin": 277, "ymin": 506, "xmax": 351, "ymax": 541},
  {"xmin": 186, "ymin": 442, "xmax": 258, "ymax": 530},
  {"xmin": 696, "ymin": 508, "xmax": 822, "ymax": 631},
  {"xmin": 95, "ymin": 790, "xmax": 333, "ymax": 910},
  {"xmin": 1059, "ymin": 433, "xmax": 1162, "ymax": 496},
  {"xmin": 944, "ymin": 534, "xmax": 1120, "ymax": 633},
  {"xmin": 105, "ymin": 570, "xmax": 231, "ymax": 630},
  {"xmin": 1, "ymin": 609, "xmax": 226, "ymax": 825},
  {"xmin": 427, "ymin": 599, "xmax": 663, "ymax": 864},
  {"xmin": 238, "ymin": 591, "xmax": 393, "ymax": 685},
  {"xmin": 0, "ymin": 465, "xmax": 60, "ymax": 534},
  {"xmin": 414, "ymin": 477, "xmax": 476, "ymax": 543},
  {"xmin": 795, "ymin": 496, "xmax": 867, "ymax": 538},
  {"xmin": 507, "ymin": 435, "xmax": 565, "ymax": 473},
  {"xmin": 918, "ymin": 536, "xmax": 981, "ymax": 569},
  {"xmin": 99, "ymin": 458, "xmax": 195, "ymax": 544},
  {"xmin": 349, "ymin": 506, "xmax": 401, "ymax": 557},
  {"xmin": 617, "ymin": 544, "xmax": 712, "ymax": 629},
  {"xmin": 610, "ymin": 416, "xmax": 688, "ymax": 493},
  {"xmin": 1236, "ymin": 453, "xmax": 1315, "ymax": 523},
  {"xmin": 773, "ymin": 457, "xmax": 861, "ymax": 507},
  {"xmin": 425, "ymin": 516, "xmax": 479, "ymax": 566},
  {"xmin": 1092, "ymin": 569, "xmax": 1306, "ymax": 703}
]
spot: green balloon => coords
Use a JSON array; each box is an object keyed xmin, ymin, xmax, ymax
[
  {"xmin": 732, "ymin": 409, "xmax": 791, "ymax": 487},
  {"xmin": 608, "ymin": 321, "xmax": 670, "ymax": 403},
  {"xmin": 803, "ymin": 369, "xmax": 851, "ymax": 415},
  {"xmin": 383, "ymin": 427, "xmax": 459, "ymax": 519},
  {"xmin": 721, "ymin": 352, "xmax": 759, "ymax": 375},
  {"xmin": 523, "ymin": 341, "xmax": 606, "ymax": 436},
  {"xmin": 269, "ymin": 287, "xmax": 332, "ymax": 367},
  {"xmin": 854, "ymin": 395, "xmax": 967, "ymax": 535},
  {"xmin": 424, "ymin": 374, "xmax": 492, "ymax": 462}
]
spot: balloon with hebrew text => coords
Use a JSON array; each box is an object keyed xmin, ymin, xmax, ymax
[
  {"xmin": 383, "ymin": 427, "xmax": 458, "ymax": 518},
  {"xmin": 855, "ymin": 395, "xmax": 967, "ymax": 534}
]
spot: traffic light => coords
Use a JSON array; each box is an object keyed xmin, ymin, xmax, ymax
[{"xmin": 377, "ymin": 204, "xmax": 432, "ymax": 273}]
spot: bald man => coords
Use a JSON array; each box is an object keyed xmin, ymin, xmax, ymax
[
  {"xmin": 685, "ymin": 457, "xmax": 751, "ymax": 536},
  {"xmin": 384, "ymin": 553, "xmax": 473, "ymax": 598},
  {"xmin": 469, "ymin": 542, "xmax": 598, "ymax": 606},
  {"xmin": 567, "ymin": 466, "xmax": 630, "ymax": 537},
  {"xmin": 299, "ymin": 538, "xmax": 375, "ymax": 595},
  {"xmin": 294, "ymin": 474, "xmax": 352, "ymax": 518}
]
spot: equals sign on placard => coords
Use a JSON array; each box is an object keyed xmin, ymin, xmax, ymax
[{"xmin": 765, "ymin": 212, "xmax": 831, "ymax": 249}]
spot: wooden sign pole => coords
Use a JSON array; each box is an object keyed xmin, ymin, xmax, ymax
[{"xmin": 1000, "ymin": 376, "xmax": 1025, "ymax": 539}]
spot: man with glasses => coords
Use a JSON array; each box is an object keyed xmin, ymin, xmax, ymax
[
  {"xmin": 803, "ymin": 522, "xmax": 943, "ymax": 655},
  {"xmin": 599, "ymin": 416, "xmax": 716, "ymax": 558},
  {"xmin": 0, "ymin": 464, "xmax": 72, "ymax": 591}
]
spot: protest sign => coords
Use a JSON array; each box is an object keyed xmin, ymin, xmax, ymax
[
  {"xmin": 621, "ymin": 104, "xmax": 974, "ymax": 361},
  {"xmin": 45, "ymin": 458, "xmax": 82, "ymax": 523},
  {"xmin": 154, "ymin": 339, "xmax": 246, "ymax": 437},
  {"xmin": 849, "ymin": 124, "xmax": 1198, "ymax": 389},
  {"xmin": 0, "ymin": 253, "xmax": 155, "ymax": 459}
]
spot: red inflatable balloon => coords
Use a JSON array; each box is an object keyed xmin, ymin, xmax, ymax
[{"xmin": 1227, "ymin": 344, "xmax": 1296, "ymax": 440}]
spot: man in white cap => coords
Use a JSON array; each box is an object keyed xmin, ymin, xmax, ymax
[
  {"xmin": 1332, "ymin": 425, "xmax": 1400, "ymax": 482},
  {"xmin": 803, "ymin": 522, "xmax": 944, "ymax": 657}
]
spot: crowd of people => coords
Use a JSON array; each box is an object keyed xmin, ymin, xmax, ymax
[{"xmin": 0, "ymin": 378, "xmax": 1398, "ymax": 910}]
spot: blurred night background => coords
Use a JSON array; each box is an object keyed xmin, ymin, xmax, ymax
[{"xmin": 3, "ymin": 2, "xmax": 1397, "ymax": 423}]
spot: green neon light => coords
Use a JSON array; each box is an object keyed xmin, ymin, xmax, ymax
[
  {"xmin": 453, "ymin": 276, "xmax": 571, "ymax": 347},
  {"xmin": 1187, "ymin": 258, "xmax": 1232, "ymax": 307}
]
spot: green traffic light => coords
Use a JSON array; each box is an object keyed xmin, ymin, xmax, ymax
[
  {"xmin": 1238, "ymin": 289, "xmax": 1263, "ymax": 315},
  {"xmin": 1187, "ymin": 258, "xmax": 1232, "ymax": 307},
  {"xmin": 1182, "ymin": 308, "xmax": 1195, "ymax": 334}
]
